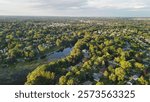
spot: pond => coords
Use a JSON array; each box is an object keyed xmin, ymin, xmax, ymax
[
  {"xmin": 0, "ymin": 47, "xmax": 72, "ymax": 85},
  {"xmin": 46, "ymin": 47, "xmax": 72, "ymax": 62}
]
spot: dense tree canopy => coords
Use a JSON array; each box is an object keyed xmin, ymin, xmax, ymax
[{"xmin": 0, "ymin": 17, "xmax": 149, "ymax": 85}]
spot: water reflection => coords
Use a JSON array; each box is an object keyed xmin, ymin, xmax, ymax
[
  {"xmin": 0, "ymin": 47, "xmax": 72, "ymax": 84},
  {"xmin": 47, "ymin": 47, "xmax": 72, "ymax": 62}
]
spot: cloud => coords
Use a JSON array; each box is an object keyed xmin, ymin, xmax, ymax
[
  {"xmin": 34, "ymin": 0, "xmax": 87, "ymax": 9},
  {"xmin": 86, "ymin": 0, "xmax": 148, "ymax": 10},
  {"xmin": 0, "ymin": 0, "xmax": 149, "ymax": 16}
]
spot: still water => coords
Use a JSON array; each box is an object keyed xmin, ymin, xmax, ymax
[{"xmin": 0, "ymin": 47, "xmax": 72, "ymax": 84}]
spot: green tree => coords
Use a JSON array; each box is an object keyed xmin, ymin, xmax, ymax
[
  {"xmin": 96, "ymin": 82, "xmax": 104, "ymax": 85},
  {"xmin": 67, "ymin": 78, "xmax": 75, "ymax": 85},
  {"xmin": 56, "ymin": 39, "xmax": 62, "ymax": 46},
  {"xmin": 103, "ymin": 70, "xmax": 109, "ymax": 77},
  {"xmin": 38, "ymin": 44, "xmax": 47, "ymax": 52},
  {"xmin": 115, "ymin": 68, "xmax": 125, "ymax": 81},
  {"xmin": 59, "ymin": 76, "xmax": 67, "ymax": 85},
  {"xmin": 138, "ymin": 76, "xmax": 148, "ymax": 85},
  {"xmin": 134, "ymin": 62, "xmax": 145, "ymax": 70},
  {"xmin": 120, "ymin": 60, "xmax": 132, "ymax": 69},
  {"xmin": 109, "ymin": 73, "xmax": 116, "ymax": 82}
]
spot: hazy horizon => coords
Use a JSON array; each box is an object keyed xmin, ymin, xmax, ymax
[{"xmin": 0, "ymin": 15, "xmax": 150, "ymax": 18}]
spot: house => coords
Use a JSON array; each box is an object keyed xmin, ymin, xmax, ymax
[
  {"xmin": 126, "ymin": 74, "xmax": 140, "ymax": 85},
  {"xmin": 83, "ymin": 81, "xmax": 92, "ymax": 85},
  {"xmin": 82, "ymin": 49, "xmax": 90, "ymax": 58},
  {"xmin": 108, "ymin": 60, "xmax": 119, "ymax": 67},
  {"xmin": 66, "ymin": 66, "xmax": 72, "ymax": 71},
  {"xmin": 132, "ymin": 75, "xmax": 139, "ymax": 81},
  {"xmin": 17, "ymin": 59, "xmax": 25, "ymax": 62},
  {"xmin": 93, "ymin": 73, "xmax": 103, "ymax": 82},
  {"xmin": 127, "ymin": 81, "xmax": 133, "ymax": 85}
]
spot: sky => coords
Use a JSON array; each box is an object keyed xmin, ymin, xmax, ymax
[{"xmin": 0, "ymin": 0, "xmax": 149, "ymax": 17}]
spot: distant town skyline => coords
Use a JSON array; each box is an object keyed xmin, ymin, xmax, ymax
[{"xmin": 0, "ymin": 0, "xmax": 150, "ymax": 17}]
